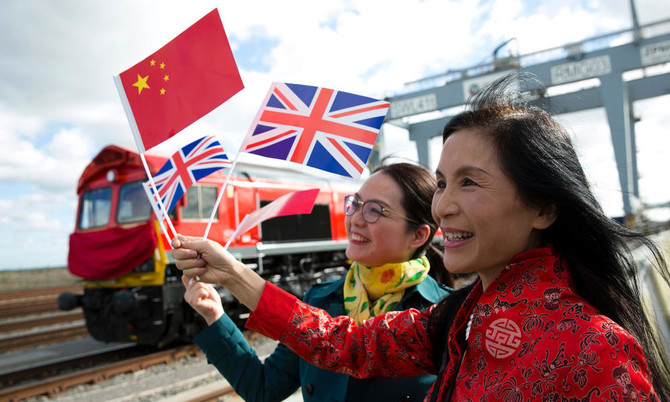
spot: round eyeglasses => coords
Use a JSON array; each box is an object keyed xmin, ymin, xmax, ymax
[{"xmin": 343, "ymin": 195, "xmax": 419, "ymax": 224}]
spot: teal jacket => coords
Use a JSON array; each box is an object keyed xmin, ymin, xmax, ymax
[{"xmin": 194, "ymin": 275, "xmax": 450, "ymax": 402}]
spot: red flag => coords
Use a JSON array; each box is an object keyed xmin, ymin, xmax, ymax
[
  {"xmin": 228, "ymin": 188, "xmax": 320, "ymax": 245},
  {"xmin": 116, "ymin": 9, "xmax": 244, "ymax": 152}
]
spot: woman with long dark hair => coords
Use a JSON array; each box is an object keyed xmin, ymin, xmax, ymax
[
  {"xmin": 173, "ymin": 73, "xmax": 670, "ymax": 400},
  {"xmin": 424, "ymin": 73, "xmax": 670, "ymax": 399}
]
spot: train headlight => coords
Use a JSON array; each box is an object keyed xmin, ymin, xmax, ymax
[
  {"xmin": 106, "ymin": 169, "xmax": 117, "ymax": 183},
  {"xmin": 134, "ymin": 257, "xmax": 155, "ymax": 273}
]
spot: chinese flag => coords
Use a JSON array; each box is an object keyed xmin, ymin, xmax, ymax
[{"xmin": 116, "ymin": 9, "xmax": 244, "ymax": 152}]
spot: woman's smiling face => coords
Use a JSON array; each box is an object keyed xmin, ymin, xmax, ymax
[
  {"xmin": 345, "ymin": 171, "xmax": 423, "ymax": 267},
  {"xmin": 431, "ymin": 128, "xmax": 554, "ymax": 288}
]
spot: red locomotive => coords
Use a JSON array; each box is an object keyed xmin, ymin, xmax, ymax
[{"xmin": 59, "ymin": 145, "xmax": 359, "ymax": 346}]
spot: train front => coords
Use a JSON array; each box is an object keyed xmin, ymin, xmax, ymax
[{"xmin": 58, "ymin": 145, "xmax": 189, "ymax": 346}]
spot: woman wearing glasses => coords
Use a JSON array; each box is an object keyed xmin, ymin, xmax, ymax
[{"xmin": 180, "ymin": 161, "xmax": 452, "ymax": 401}]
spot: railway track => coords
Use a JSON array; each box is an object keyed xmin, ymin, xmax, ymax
[
  {"xmin": 0, "ymin": 344, "xmax": 207, "ymax": 401},
  {"xmin": 1, "ymin": 323, "xmax": 90, "ymax": 354},
  {"xmin": 0, "ymin": 285, "xmax": 248, "ymax": 401},
  {"xmin": 0, "ymin": 286, "xmax": 294, "ymax": 401},
  {"xmin": 0, "ymin": 285, "xmax": 86, "ymax": 353},
  {"xmin": 0, "ymin": 310, "xmax": 83, "ymax": 333},
  {"xmin": 0, "ymin": 285, "xmax": 79, "ymax": 302},
  {"xmin": 0, "ymin": 285, "xmax": 79, "ymax": 320}
]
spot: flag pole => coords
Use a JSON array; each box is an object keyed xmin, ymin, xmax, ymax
[
  {"xmin": 141, "ymin": 181, "xmax": 173, "ymax": 244},
  {"xmin": 204, "ymin": 84, "xmax": 275, "ymax": 240},
  {"xmin": 139, "ymin": 152, "xmax": 179, "ymax": 244},
  {"xmin": 203, "ymin": 150, "xmax": 241, "ymax": 239},
  {"xmin": 113, "ymin": 75, "xmax": 148, "ymax": 157},
  {"xmin": 114, "ymin": 74, "xmax": 179, "ymax": 244}
]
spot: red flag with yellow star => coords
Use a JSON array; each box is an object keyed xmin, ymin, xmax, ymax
[{"xmin": 115, "ymin": 9, "xmax": 243, "ymax": 152}]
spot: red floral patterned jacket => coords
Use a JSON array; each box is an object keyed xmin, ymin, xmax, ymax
[{"xmin": 246, "ymin": 248, "xmax": 657, "ymax": 401}]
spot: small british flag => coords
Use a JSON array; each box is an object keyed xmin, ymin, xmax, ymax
[
  {"xmin": 242, "ymin": 82, "xmax": 389, "ymax": 178},
  {"xmin": 146, "ymin": 135, "xmax": 231, "ymax": 214}
]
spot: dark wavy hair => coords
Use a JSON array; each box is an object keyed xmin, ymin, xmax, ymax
[
  {"xmin": 427, "ymin": 72, "xmax": 670, "ymax": 399},
  {"xmin": 373, "ymin": 160, "xmax": 452, "ymax": 287}
]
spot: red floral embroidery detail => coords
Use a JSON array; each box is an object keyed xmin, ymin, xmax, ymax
[
  {"xmin": 440, "ymin": 251, "xmax": 657, "ymax": 400},
  {"xmin": 276, "ymin": 299, "xmax": 436, "ymax": 380},
  {"xmin": 257, "ymin": 250, "xmax": 658, "ymax": 401}
]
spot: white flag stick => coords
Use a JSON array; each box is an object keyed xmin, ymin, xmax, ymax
[
  {"xmin": 115, "ymin": 74, "xmax": 177, "ymax": 245},
  {"xmin": 114, "ymin": 75, "xmax": 146, "ymax": 154},
  {"xmin": 205, "ymin": 84, "xmax": 279, "ymax": 240},
  {"xmin": 139, "ymin": 152, "xmax": 178, "ymax": 244},
  {"xmin": 141, "ymin": 181, "xmax": 172, "ymax": 244}
]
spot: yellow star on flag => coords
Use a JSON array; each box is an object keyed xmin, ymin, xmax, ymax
[{"xmin": 133, "ymin": 74, "xmax": 150, "ymax": 94}]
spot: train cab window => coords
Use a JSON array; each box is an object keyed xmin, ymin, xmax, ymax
[
  {"xmin": 181, "ymin": 185, "xmax": 218, "ymax": 220},
  {"xmin": 78, "ymin": 187, "xmax": 112, "ymax": 229},
  {"xmin": 260, "ymin": 202, "xmax": 331, "ymax": 242},
  {"xmin": 117, "ymin": 180, "xmax": 152, "ymax": 224}
]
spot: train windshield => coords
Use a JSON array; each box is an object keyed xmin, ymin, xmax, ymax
[
  {"xmin": 78, "ymin": 187, "xmax": 112, "ymax": 229},
  {"xmin": 181, "ymin": 185, "xmax": 218, "ymax": 220},
  {"xmin": 117, "ymin": 180, "xmax": 152, "ymax": 224}
]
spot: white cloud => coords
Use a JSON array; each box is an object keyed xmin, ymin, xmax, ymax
[
  {"xmin": 0, "ymin": 126, "xmax": 92, "ymax": 193},
  {"xmin": 0, "ymin": 190, "xmax": 76, "ymax": 230},
  {"xmin": 0, "ymin": 191, "xmax": 74, "ymax": 269}
]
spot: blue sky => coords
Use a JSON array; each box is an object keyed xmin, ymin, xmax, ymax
[{"xmin": 1, "ymin": 0, "xmax": 669, "ymax": 270}]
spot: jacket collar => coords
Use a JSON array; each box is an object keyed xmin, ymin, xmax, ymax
[
  {"xmin": 450, "ymin": 247, "xmax": 568, "ymax": 348},
  {"xmin": 310, "ymin": 274, "xmax": 448, "ymax": 305},
  {"xmin": 444, "ymin": 247, "xmax": 567, "ymax": 392}
]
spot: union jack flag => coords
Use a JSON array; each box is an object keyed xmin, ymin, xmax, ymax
[
  {"xmin": 241, "ymin": 82, "xmax": 389, "ymax": 178},
  {"xmin": 146, "ymin": 135, "xmax": 231, "ymax": 214}
]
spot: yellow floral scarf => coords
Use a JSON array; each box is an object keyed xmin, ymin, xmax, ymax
[{"xmin": 343, "ymin": 256, "xmax": 429, "ymax": 324}]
